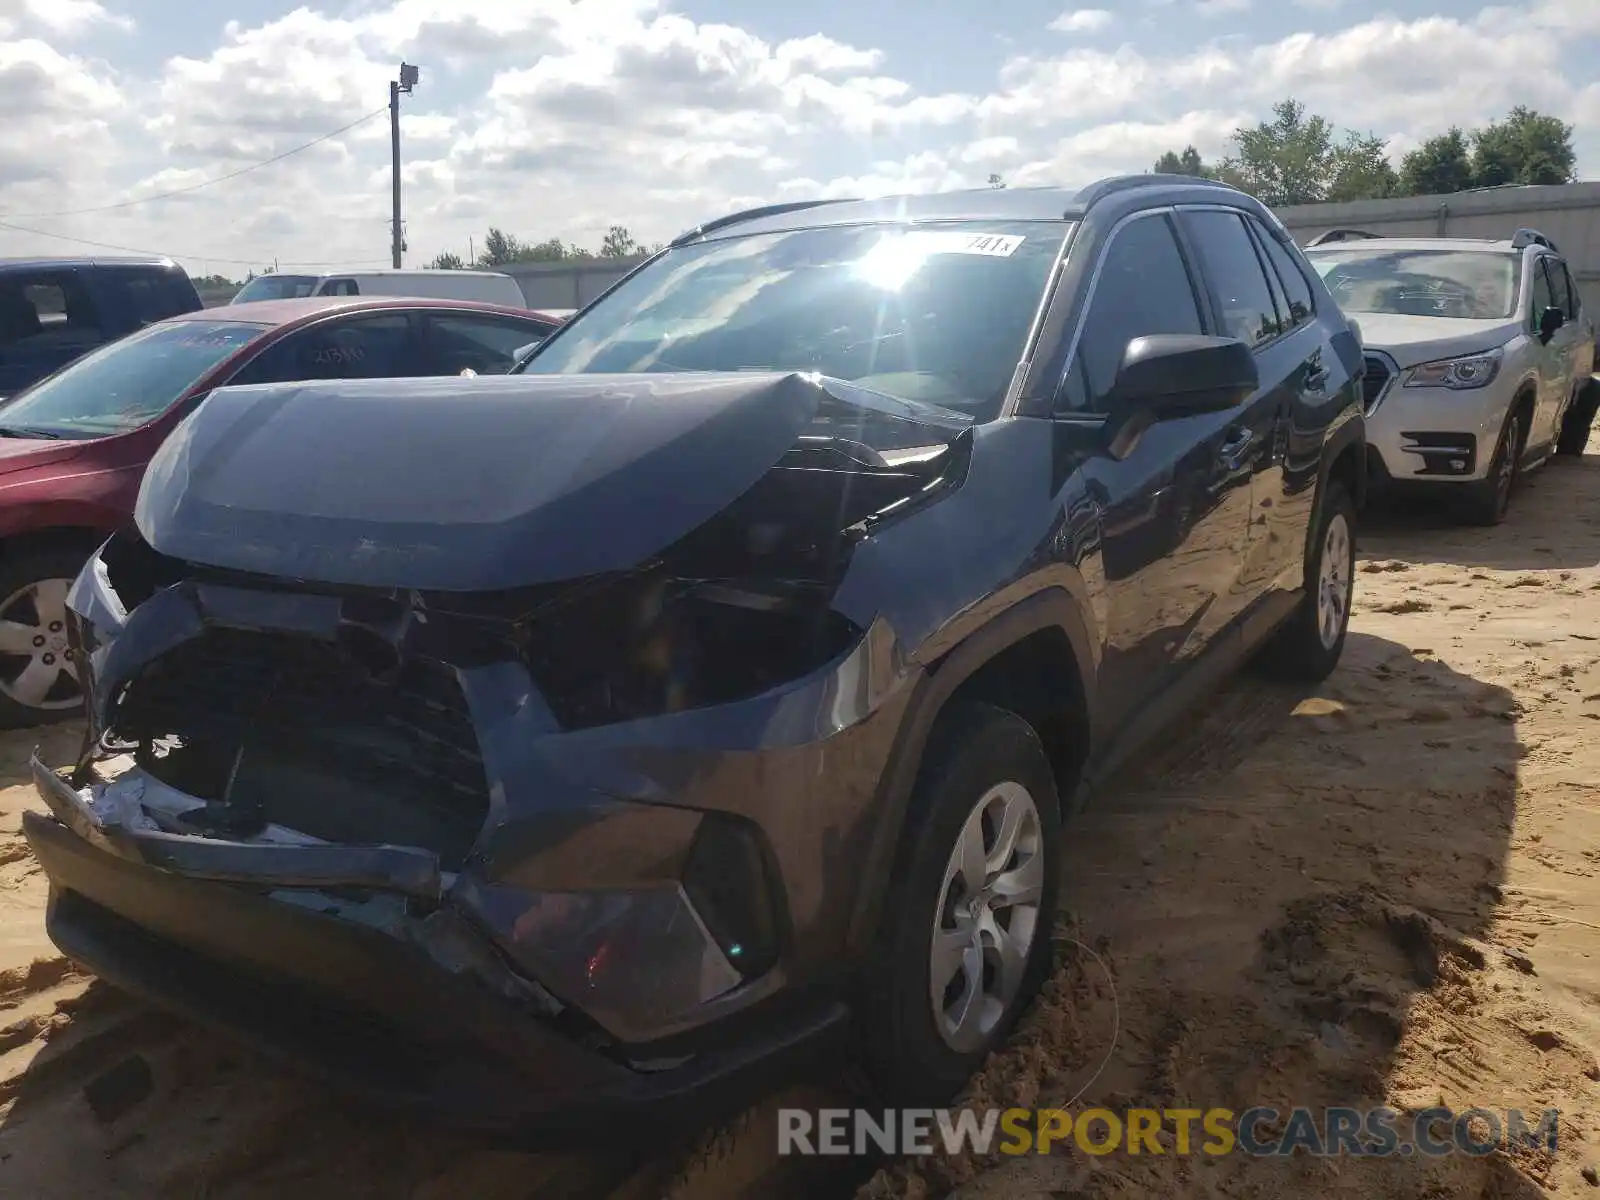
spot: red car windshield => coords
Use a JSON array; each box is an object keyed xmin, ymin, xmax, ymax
[{"xmin": 0, "ymin": 320, "xmax": 267, "ymax": 440}]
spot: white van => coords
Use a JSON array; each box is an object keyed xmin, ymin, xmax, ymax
[{"xmin": 231, "ymin": 269, "xmax": 527, "ymax": 308}]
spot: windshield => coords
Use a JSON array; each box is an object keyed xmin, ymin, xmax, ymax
[
  {"xmin": 233, "ymin": 274, "xmax": 319, "ymax": 303},
  {"xmin": 520, "ymin": 220, "xmax": 1071, "ymax": 421},
  {"xmin": 1305, "ymin": 248, "xmax": 1518, "ymax": 320},
  {"xmin": 0, "ymin": 320, "xmax": 267, "ymax": 439}
]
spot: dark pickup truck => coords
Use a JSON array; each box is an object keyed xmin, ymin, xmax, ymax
[{"xmin": 0, "ymin": 257, "xmax": 203, "ymax": 399}]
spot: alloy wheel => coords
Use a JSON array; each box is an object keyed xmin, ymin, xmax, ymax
[
  {"xmin": 929, "ymin": 780, "xmax": 1045, "ymax": 1054},
  {"xmin": 0, "ymin": 578, "xmax": 82, "ymax": 713},
  {"xmin": 1316, "ymin": 512, "xmax": 1352, "ymax": 651}
]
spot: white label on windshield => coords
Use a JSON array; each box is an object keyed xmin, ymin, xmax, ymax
[{"xmin": 906, "ymin": 231, "xmax": 1025, "ymax": 257}]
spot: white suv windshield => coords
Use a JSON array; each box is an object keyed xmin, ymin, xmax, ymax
[
  {"xmin": 233, "ymin": 275, "xmax": 319, "ymax": 303},
  {"xmin": 0, "ymin": 320, "xmax": 266, "ymax": 439},
  {"xmin": 521, "ymin": 220, "xmax": 1071, "ymax": 422},
  {"xmin": 1306, "ymin": 248, "xmax": 1518, "ymax": 320}
]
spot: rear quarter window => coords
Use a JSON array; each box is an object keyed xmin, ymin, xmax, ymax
[{"xmin": 0, "ymin": 272, "xmax": 103, "ymax": 347}]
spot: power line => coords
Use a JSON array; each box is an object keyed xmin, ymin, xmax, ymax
[
  {"xmin": 2, "ymin": 106, "xmax": 389, "ymax": 219},
  {"xmin": 0, "ymin": 217, "xmax": 388, "ymax": 269}
]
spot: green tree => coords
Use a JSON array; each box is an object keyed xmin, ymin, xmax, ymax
[
  {"xmin": 1152, "ymin": 145, "xmax": 1217, "ymax": 179},
  {"xmin": 426, "ymin": 251, "xmax": 466, "ymax": 270},
  {"xmin": 477, "ymin": 227, "xmax": 526, "ymax": 267},
  {"xmin": 987, "ymin": 172, "xmax": 1007, "ymax": 189},
  {"xmin": 1398, "ymin": 128, "xmax": 1476, "ymax": 197},
  {"xmin": 1471, "ymin": 106, "xmax": 1576, "ymax": 187},
  {"xmin": 1221, "ymin": 99, "xmax": 1336, "ymax": 206},
  {"xmin": 1327, "ymin": 131, "xmax": 1399, "ymax": 202},
  {"xmin": 600, "ymin": 225, "xmax": 640, "ymax": 258}
]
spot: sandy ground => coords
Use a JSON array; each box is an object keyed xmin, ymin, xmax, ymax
[{"xmin": 3, "ymin": 448, "xmax": 1600, "ymax": 1198}]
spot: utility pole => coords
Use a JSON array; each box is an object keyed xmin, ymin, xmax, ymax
[{"xmin": 390, "ymin": 62, "xmax": 419, "ymax": 269}]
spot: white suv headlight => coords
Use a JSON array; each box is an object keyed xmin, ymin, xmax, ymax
[{"xmin": 1402, "ymin": 347, "xmax": 1503, "ymax": 390}]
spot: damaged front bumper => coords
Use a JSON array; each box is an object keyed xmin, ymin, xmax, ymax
[{"xmin": 23, "ymin": 753, "xmax": 849, "ymax": 1140}]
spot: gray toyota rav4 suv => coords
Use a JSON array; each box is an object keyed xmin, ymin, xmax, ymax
[{"xmin": 27, "ymin": 176, "xmax": 1365, "ymax": 1140}]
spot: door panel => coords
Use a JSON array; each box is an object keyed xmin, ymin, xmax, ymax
[
  {"xmin": 1529, "ymin": 258, "xmax": 1569, "ymax": 452},
  {"xmin": 1176, "ymin": 208, "xmax": 1303, "ymax": 627},
  {"xmin": 1242, "ymin": 214, "xmax": 1336, "ymax": 599},
  {"xmin": 1056, "ymin": 210, "xmax": 1251, "ymax": 737}
]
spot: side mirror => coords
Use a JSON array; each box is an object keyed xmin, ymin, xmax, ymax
[
  {"xmin": 1539, "ymin": 306, "xmax": 1565, "ymax": 343},
  {"xmin": 1106, "ymin": 334, "xmax": 1259, "ymax": 420}
]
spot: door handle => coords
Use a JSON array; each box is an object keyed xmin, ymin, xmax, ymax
[{"xmin": 1219, "ymin": 427, "xmax": 1256, "ymax": 471}]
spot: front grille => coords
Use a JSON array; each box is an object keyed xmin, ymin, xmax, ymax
[
  {"xmin": 1361, "ymin": 353, "xmax": 1394, "ymax": 415},
  {"xmin": 110, "ymin": 628, "xmax": 490, "ymax": 863}
]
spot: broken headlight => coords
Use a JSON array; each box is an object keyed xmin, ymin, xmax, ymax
[{"xmin": 517, "ymin": 573, "xmax": 864, "ymax": 730}]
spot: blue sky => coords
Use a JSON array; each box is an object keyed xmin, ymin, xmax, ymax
[{"xmin": 1, "ymin": 0, "xmax": 1596, "ymax": 276}]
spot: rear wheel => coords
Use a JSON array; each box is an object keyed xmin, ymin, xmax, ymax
[
  {"xmin": 0, "ymin": 546, "xmax": 91, "ymax": 729},
  {"xmin": 1463, "ymin": 407, "xmax": 1526, "ymax": 526},
  {"xmin": 858, "ymin": 702, "xmax": 1062, "ymax": 1105},
  {"xmin": 1256, "ymin": 481, "xmax": 1356, "ymax": 684},
  {"xmin": 1556, "ymin": 377, "xmax": 1599, "ymax": 457}
]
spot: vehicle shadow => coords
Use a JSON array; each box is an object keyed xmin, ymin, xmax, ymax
[
  {"xmin": 882, "ymin": 630, "xmax": 1541, "ymax": 1198},
  {"xmin": 1361, "ymin": 456, "xmax": 1600, "ymax": 571}
]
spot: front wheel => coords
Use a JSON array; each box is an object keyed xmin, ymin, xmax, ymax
[
  {"xmin": 1256, "ymin": 481, "xmax": 1356, "ymax": 684},
  {"xmin": 0, "ymin": 546, "xmax": 93, "ymax": 729},
  {"xmin": 858, "ymin": 702, "xmax": 1062, "ymax": 1106},
  {"xmin": 1463, "ymin": 407, "xmax": 1525, "ymax": 526}
]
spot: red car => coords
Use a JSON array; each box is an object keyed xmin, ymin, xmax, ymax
[{"xmin": 0, "ymin": 296, "xmax": 562, "ymax": 727}]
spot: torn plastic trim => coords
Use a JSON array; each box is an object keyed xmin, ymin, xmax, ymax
[{"xmin": 31, "ymin": 753, "xmax": 444, "ymax": 900}]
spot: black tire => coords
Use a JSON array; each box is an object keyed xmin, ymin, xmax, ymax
[
  {"xmin": 1256, "ymin": 481, "xmax": 1357, "ymax": 684},
  {"xmin": 1462, "ymin": 407, "xmax": 1526, "ymax": 526},
  {"xmin": 0, "ymin": 544, "xmax": 93, "ymax": 729},
  {"xmin": 1556, "ymin": 377, "xmax": 1599, "ymax": 457},
  {"xmin": 858, "ymin": 702, "xmax": 1062, "ymax": 1106}
]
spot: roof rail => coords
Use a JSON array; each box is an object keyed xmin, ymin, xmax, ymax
[
  {"xmin": 1510, "ymin": 227, "xmax": 1560, "ymax": 254},
  {"xmin": 1076, "ymin": 173, "xmax": 1244, "ymax": 210},
  {"xmin": 670, "ymin": 199, "xmax": 860, "ymax": 247},
  {"xmin": 1305, "ymin": 228, "xmax": 1383, "ymax": 247}
]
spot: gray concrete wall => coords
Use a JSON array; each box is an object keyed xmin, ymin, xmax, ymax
[
  {"xmin": 503, "ymin": 256, "xmax": 647, "ymax": 310},
  {"xmin": 1277, "ymin": 182, "xmax": 1600, "ymax": 315}
]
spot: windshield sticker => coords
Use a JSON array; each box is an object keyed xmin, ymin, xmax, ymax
[{"xmin": 904, "ymin": 231, "xmax": 1025, "ymax": 258}]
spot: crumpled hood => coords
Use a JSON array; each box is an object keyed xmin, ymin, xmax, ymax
[
  {"xmin": 1349, "ymin": 312, "xmax": 1520, "ymax": 370},
  {"xmin": 135, "ymin": 371, "xmax": 968, "ymax": 591}
]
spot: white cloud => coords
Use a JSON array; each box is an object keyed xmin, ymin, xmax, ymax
[
  {"xmin": 1050, "ymin": 9, "xmax": 1114, "ymax": 32},
  {"xmin": 0, "ymin": 0, "xmax": 131, "ymax": 36},
  {"xmin": 0, "ymin": 37, "xmax": 123, "ymax": 202},
  {"xmin": 0, "ymin": 0, "xmax": 1594, "ymax": 274},
  {"xmin": 1195, "ymin": 0, "xmax": 1252, "ymax": 14}
]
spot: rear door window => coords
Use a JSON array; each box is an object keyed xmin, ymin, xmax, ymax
[
  {"xmin": 424, "ymin": 313, "xmax": 557, "ymax": 375},
  {"xmin": 1250, "ymin": 219, "xmax": 1316, "ymax": 328},
  {"xmin": 1182, "ymin": 209, "xmax": 1283, "ymax": 347}
]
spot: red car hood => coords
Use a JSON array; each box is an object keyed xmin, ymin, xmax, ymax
[{"xmin": 0, "ymin": 438, "xmax": 87, "ymax": 477}]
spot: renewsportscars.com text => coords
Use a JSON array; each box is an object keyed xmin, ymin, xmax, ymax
[{"xmin": 778, "ymin": 1106, "xmax": 1560, "ymax": 1158}]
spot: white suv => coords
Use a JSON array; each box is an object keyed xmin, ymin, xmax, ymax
[{"xmin": 1303, "ymin": 228, "xmax": 1597, "ymax": 524}]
